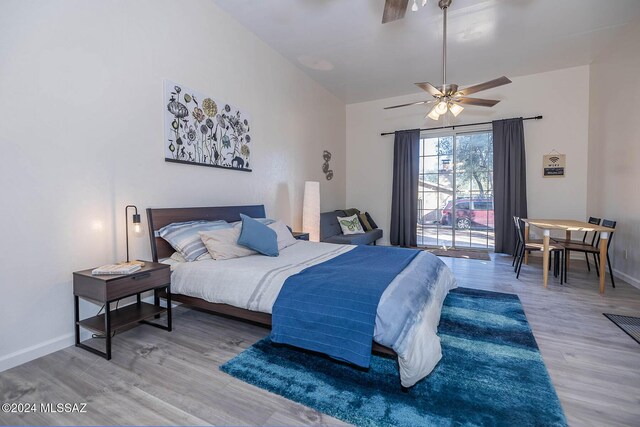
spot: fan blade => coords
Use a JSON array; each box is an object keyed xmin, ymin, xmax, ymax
[
  {"xmin": 455, "ymin": 97, "xmax": 500, "ymax": 107},
  {"xmin": 384, "ymin": 100, "xmax": 430, "ymax": 110},
  {"xmin": 382, "ymin": 0, "xmax": 409, "ymax": 23},
  {"xmin": 415, "ymin": 82, "xmax": 443, "ymax": 97},
  {"xmin": 457, "ymin": 76, "xmax": 512, "ymax": 96}
]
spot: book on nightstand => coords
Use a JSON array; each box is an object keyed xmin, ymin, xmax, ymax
[{"xmin": 91, "ymin": 261, "xmax": 145, "ymax": 275}]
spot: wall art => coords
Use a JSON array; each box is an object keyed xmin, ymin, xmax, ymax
[
  {"xmin": 322, "ymin": 150, "xmax": 333, "ymax": 180},
  {"xmin": 164, "ymin": 80, "xmax": 252, "ymax": 172}
]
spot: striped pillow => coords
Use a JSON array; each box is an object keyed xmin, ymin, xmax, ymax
[
  {"xmin": 159, "ymin": 220, "xmax": 230, "ymax": 262},
  {"xmin": 358, "ymin": 213, "xmax": 373, "ymax": 231},
  {"xmin": 230, "ymin": 218, "xmax": 275, "ymax": 227}
]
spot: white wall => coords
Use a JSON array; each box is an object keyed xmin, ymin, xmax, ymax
[
  {"xmin": 346, "ymin": 66, "xmax": 590, "ymax": 245},
  {"xmin": 0, "ymin": 0, "xmax": 346, "ymax": 371},
  {"xmin": 588, "ymin": 19, "xmax": 640, "ymax": 286}
]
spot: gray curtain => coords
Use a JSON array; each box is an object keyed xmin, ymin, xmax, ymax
[
  {"xmin": 492, "ymin": 118, "xmax": 528, "ymax": 255},
  {"xmin": 390, "ymin": 129, "xmax": 420, "ymax": 247}
]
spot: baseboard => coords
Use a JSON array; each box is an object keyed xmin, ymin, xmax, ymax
[
  {"xmin": 0, "ymin": 333, "xmax": 75, "ymax": 373},
  {"xmin": 0, "ymin": 296, "xmax": 177, "ymax": 373},
  {"xmin": 613, "ymin": 268, "xmax": 640, "ymax": 290}
]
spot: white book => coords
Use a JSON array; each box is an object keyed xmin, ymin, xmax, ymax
[{"xmin": 92, "ymin": 263, "xmax": 142, "ymax": 275}]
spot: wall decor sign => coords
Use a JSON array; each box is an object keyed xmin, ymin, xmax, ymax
[
  {"xmin": 543, "ymin": 153, "xmax": 566, "ymax": 177},
  {"xmin": 322, "ymin": 150, "xmax": 333, "ymax": 180},
  {"xmin": 164, "ymin": 80, "xmax": 252, "ymax": 172}
]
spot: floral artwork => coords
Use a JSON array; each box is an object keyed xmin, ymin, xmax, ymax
[{"xmin": 164, "ymin": 80, "xmax": 252, "ymax": 171}]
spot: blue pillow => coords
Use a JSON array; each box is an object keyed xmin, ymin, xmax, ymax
[{"xmin": 237, "ymin": 214, "xmax": 279, "ymax": 257}]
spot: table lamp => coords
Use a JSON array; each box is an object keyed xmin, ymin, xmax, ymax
[{"xmin": 125, "ymin": 205, "xmax": 142, "ymax": 263}]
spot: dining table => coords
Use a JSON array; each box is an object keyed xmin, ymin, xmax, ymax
[{"xmin": 521, "ymin": 219, "xmax": 615, "ymax": 294}]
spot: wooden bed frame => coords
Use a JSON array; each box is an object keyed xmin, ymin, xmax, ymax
[{"xmin": 146, "ymin": 204, "xmax": 396, "ymax": 357}]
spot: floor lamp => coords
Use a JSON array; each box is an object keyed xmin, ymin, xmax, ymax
[{"xmin": 303, "ymin": 181, "xmax": 320, "ymax": 242}]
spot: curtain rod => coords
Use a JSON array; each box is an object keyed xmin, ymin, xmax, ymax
[{"xmin": 380, "ymin": 115, "xmax": 543, "ymax": 136}]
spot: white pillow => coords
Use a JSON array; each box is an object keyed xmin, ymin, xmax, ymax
[
  {"xmin": 337, "ymin": 214, "xmax": 365, "ymax": 235},
  {"xmin": 268, "ymin": 220, "xmax": 298, "ymax": 250},
  {"xmin": 199, "ymin": 227, "xmax": 257, "ymax": 260},
  {"xmin": 169, "ymin": 252, "xmax": 187, "ymax": 263},
  {"xmin": 168, "ymin": 251, "xmax": 211, "ymax": 263}
]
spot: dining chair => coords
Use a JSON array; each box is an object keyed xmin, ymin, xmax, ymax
[
  {"xmin": 563, "ymin": 219, "xmax": 617, "ymax": 288},
  {"xmin": 512, "ymin": 217, "xmax": 547, "ymax": 269},
  {"xmin": 514, "ymin": 218, "xmax": 566, "ymax": 284},
  {"xmin": 552, "ymin": 216, "xmax": 601, "ymax": 272},
  {"xmin": 512, "ymin": 216, "xmax": 520, "ymax": 267}
]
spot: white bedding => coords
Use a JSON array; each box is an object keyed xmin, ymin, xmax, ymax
[
  {"xmin": 165, "ymin": 240, "xmax": 456, "ymax": 386},
  {"xmin": 167, "ymin": 241, "xmax": 353, "ymax": 313}
]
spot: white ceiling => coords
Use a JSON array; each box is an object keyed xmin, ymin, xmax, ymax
[{"xmin": 213, "ymin": 0, "xmax": 640, "ymax": 104}]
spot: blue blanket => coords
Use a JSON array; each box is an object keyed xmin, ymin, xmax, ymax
[{"xmin": 271, "ymin": 245, "xmax": 419, "ymax": 367}]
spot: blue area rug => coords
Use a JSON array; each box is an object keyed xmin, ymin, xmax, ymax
[{"xmin": 220, "ymin": 288, "xmax": 567, "ymax": 427}]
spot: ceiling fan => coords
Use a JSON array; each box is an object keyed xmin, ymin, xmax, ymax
[{"xmin": 383, "ymin": 0, "xmax": 512, "ymax": 120}]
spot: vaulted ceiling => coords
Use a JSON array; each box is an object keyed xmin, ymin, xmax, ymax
[{"xmin": 213, "ymin": 0, "xmax": 640, "ymax": 103}]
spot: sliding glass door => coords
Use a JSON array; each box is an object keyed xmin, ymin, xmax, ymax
[{"xmin": 417, "ymin": 130, "xmax": 494, "ymax": 249}]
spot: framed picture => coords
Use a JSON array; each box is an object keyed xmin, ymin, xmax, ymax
[
  {"xmin": 164, "ymin": 80, "xmax": 252, "ymax": 172},
  {"xmin": 543, "ymin": 154, "xmax": 565, "ymax": 178}
]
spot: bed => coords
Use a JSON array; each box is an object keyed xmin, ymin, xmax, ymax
[{"xmin": 147, "ymin": 205, "xmax": 457, "ymax": 387}]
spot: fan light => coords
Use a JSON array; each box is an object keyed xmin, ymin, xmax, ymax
[
  {"xmin": 449, "ymin": 103, "xmax": 464, "ymax": 117},
  {"xmin": 427, "ymin": 105, "xmax": 441, "ymax": 120},
  {"xmin": 412, "ymin": 0, "xmax": 427, "ymax": 12},
  {"xmin": 435, "ymin": 101, "xmax": 448, "ymax": 115},
  {"xmin": 383, "ymin": 0, "xmax": 511, "ymax": 117}
]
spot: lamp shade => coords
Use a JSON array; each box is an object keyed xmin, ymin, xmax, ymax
[
  {"xmin": 449, "ymin": 102, "xmax": 464, "ymax": 117},
  {"xmin": 427, "ymin": 105, "xmax": 441, "ymax": 121},
  {"xmin": 302, "ymin": 181, "xmax": 320, "ymax": 242},
  {"xmin": 435, "ymin": 101, "xmax": 448, "ymax": 115}
]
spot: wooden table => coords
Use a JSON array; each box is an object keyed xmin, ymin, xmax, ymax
[{"xmin": 521, "ymin": 219, "xmax": 615, "ymax": 294}]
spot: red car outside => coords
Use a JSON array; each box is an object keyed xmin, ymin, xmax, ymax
[{"xmin": 441, "ymin": 198, "xmax": 494, "ymax": 229}]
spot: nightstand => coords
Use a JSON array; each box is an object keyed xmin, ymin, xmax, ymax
[
  {"xmin": 292, "ymin": 231, "xmax": 310, "ymax": 241},
  {"xmin": 73, "ymin": 261, "xmax": 171, "ymax": 360}
]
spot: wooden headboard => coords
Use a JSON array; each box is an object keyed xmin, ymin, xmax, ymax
[{"xmin": 146, "ymin": 205, "xmax": 266, "ymax": 262}]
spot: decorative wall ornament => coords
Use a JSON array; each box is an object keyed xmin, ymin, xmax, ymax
[
  {"xmin": 164, "ymin": 80, "xmax": 252, "ymax": 172},
  {"xmin": 322, "ymin": 150, "xmax": 333, "ymax": 180}
]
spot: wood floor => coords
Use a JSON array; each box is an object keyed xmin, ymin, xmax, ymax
[{"xmin": 1, "ymin": 254, "xmax": 639, "ymax": 426}]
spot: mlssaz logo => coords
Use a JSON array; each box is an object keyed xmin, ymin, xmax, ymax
[{"xmin": 548, "ymin": 156, "xmax": 560, "ymax": 164}]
